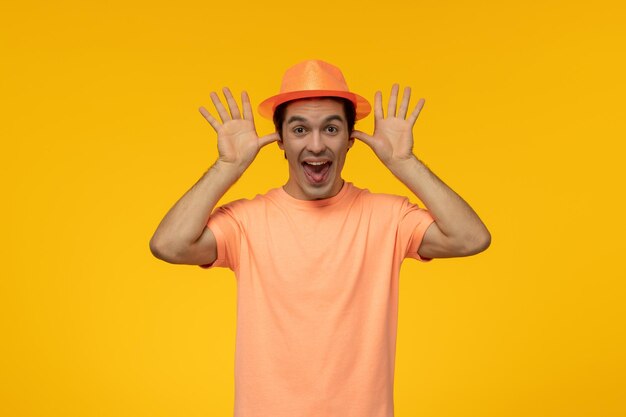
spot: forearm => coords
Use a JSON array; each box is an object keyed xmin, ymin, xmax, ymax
[
  {"xmin": 388, "ymin": 155, "xmax": 490, "ymax": 242},
  {"xmin": 150, "ymin": 160, "xmax": 241, "ymax": 255}
]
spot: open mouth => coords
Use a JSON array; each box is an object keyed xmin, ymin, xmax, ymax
[{"xmin": 302, "ymin": 160, "xmax": 332, "ymax": 184}]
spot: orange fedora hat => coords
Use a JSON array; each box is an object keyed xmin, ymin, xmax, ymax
[{"xmin": 258, "ymin": 60, "xmax": 371, "ymax": 120}]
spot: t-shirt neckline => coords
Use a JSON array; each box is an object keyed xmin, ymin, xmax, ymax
[{"xmin": 275, "ymin": 181, "xmax": 354, "ymax": 208}]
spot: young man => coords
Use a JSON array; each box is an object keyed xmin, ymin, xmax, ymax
[{"xmin": 150, "ymin": 60, "xmax": 490, "ymax": 417}]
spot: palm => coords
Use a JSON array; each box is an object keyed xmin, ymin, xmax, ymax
[
  {"xmin": 199, "ymin": 88, "xmax": 278, "ymax": 171},
  {"xmin": 370, "ymin": 117, "xmax": 415, "ymax": 163},
  {"xmin": 216, "ymin": 119, "xmax": 260, "ymax": 166},
  {"xmin": 353, "ymin": 84, "xmax": 424, "ymax": 167}
]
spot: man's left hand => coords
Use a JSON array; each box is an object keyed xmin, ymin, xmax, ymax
[{"xmin": 351, "ymin": 84, "xmax": 425, "ymax": 174}]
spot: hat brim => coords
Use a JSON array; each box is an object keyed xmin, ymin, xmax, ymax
[{"xmin": 258, "ymin": 90, "xmax": 371, "ymax": 121}]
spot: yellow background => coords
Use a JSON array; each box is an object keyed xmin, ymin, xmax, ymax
[{"xmin": 2, "ymin": 0, "xmax": 625, "ymax": 416}]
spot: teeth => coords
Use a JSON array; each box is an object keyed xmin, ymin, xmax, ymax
[{"xmin": 305, "ymin": 161, "xmax": 328, "ymax": 165}]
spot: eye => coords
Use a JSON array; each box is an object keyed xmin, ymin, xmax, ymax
[
  {"xmin": 293, "ymin": 126, "xmax": 307, "ymax": 135},
  {"xmin": 325, "ymin": 125, "xmax": 339, "ymax": 134}
]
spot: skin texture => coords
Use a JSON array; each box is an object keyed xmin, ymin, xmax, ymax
[
  {"xmin": 352, "ymin": 84, "xmax": 491, "ymax": 258},
  {"xmin": 149, "ymin": 88, "xmax": 278, "ymax": 266},
  {"xmin": 278, "ymin": 99, "xmax": 353, "ymax": 200},
  {"xmin": 149, "ymin": 84, "xmax": 490, "ymax": 267}
]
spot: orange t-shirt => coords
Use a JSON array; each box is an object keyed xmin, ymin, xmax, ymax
[{"xmin": 202, "ymin": 182, "xmax": 435, "ymax": 417}]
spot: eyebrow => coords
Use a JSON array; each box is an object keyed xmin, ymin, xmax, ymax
[{"xmin": 286, "ymin": 114, "xmax": 345, "ymax": 125}]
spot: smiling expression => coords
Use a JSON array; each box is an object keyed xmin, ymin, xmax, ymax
[{"xmin": 278, "ymin": 98, "xmax": 354, "ymax": 200}]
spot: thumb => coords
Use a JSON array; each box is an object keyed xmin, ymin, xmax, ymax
[
  {"xmin": 351, "ymin": 130, "xmax": 375, "ymax": 148},
  {"xmin": 258, "ymin": 132, "xmax": 280, "ymax": 148}
]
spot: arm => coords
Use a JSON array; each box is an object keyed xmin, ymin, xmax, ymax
[
  {"xmin": 149, "ymin": 88, "xmax": 278, "ymax": 265},
  {"xmin": 351, "ymin": 84, "xmax": 491, "ymax": 259}
]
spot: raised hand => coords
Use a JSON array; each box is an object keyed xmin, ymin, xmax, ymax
[
  {"xmin": 351, "ymin": 84, "xmax": 425, "ymax": 171},
  {"xmin": 199, "ymin": 88, "xmax": 278, "ymax": 172}
]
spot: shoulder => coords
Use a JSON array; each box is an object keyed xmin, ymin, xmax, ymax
[
  {"xmin": 212, "ymin": 188, "xmax": 278, "ymax": 220},
  {"xmin": 349, "ymin": 184, "xmax": 413, "ymax": 210},
  {"xmin": 217, "ymin": 188, "xmax": 277, "ymax": 210}
]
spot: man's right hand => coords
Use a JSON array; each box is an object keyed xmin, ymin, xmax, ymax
[
  {"xmin": 199, "ymin": 88, "xmax": 278, "ymax": 175},
  {"xmin": 150, "ymin": 88, "xmax": 277, "ymax": 266}
]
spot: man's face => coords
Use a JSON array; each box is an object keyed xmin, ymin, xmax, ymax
[{"xmin": 278, "ymin": 98, "xmax": 354, "ymax": 200}]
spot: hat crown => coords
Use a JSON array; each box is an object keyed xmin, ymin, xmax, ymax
[
  {"xmin": 257, "ymin": 59, "xmax": 371, "ymax": 120},
  {"xmin": 280, "ymin": 60, "xmax": 350, "ymax": 93}
]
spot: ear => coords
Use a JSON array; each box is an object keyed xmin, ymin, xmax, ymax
[
  {"xmin": 277, "ymin": 137, "xmax": 284, "ymax": 150},
  {"xmin": 348, "ymin": 136, "xmax": 355, "ymax": 149}
]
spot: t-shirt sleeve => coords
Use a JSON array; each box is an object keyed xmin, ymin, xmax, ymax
[
  {"xmin": 198, "ymin": 202, "xmax": 244, "ymax": 270},
  {"xmin": 398, "ymin": 198, "xmax": 436, "ymax": 262}
]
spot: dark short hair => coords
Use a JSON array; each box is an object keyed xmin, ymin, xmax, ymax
[{"xmin": 272, "ymin": 97, "xmax": 356, "ymax": 140}]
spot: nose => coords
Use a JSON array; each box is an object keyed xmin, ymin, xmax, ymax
[{"xmin": 306, "ymin": 130, "xmax": 325, "ymax": 154}]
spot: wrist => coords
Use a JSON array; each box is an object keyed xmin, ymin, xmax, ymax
[
  {"xmin": 212, "ymin": 158, "xmax": 247, "ymax": 179},
  {"xmin": 387, "ymin": 154, "xmax": 421, "ymax": 178}
]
